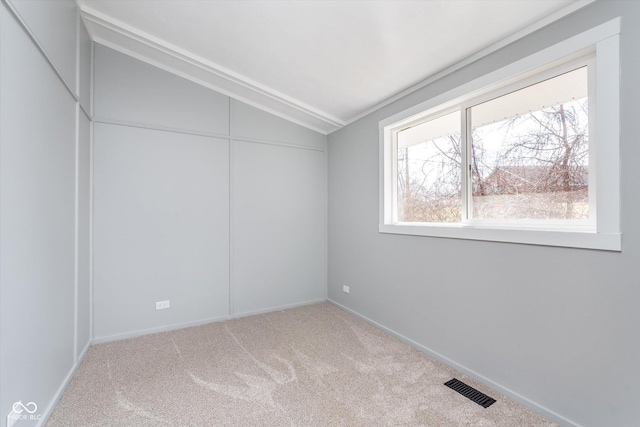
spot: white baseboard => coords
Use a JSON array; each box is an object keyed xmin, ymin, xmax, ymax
[
  {"xmin": 231, "ymin": 298, "xmax": 327, "ymax": 318},
  {"xmin": 91, "ymin": 298, "xmax": 327, "ymax": 345},
  {"xmin": 327, "ymin": 299, "xmax": 582, "ymax": 427},
  {"xmin": 35, "ymin": 341, "xmax": 91, "ymax": 427},
  {"xmin": 91, "ymin": 314, "xmax": 230, "ymax": 344},
  {"xmin": 33, "ymin": 298, "xmax": 328, "ymax": 426}
]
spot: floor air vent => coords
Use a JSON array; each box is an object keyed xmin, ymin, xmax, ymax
[{"xmin": 444, "ymin": 378, "xmax": 496, "ymax": 408}]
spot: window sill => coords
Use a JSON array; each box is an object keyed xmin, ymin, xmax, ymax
[{"xmin": 379, "ymin": 223, "xmax": 621, "ymax": 251}]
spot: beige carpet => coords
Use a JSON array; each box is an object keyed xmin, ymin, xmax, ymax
[{"xmin": 47, "ymin": 303, "xmax": 557, "ymax": 426}]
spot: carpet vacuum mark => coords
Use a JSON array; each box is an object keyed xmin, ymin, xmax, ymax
[{"xmin": 47, "ymin": 303, "xmax": 557, "ymax": 426}]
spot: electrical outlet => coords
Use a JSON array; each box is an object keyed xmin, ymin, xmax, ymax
[
  {"xmin": 155, "ymin": 300, "xmax": 170, "ymax": 310},
  {"xmin": 342, "ymin": 285, "xmax": 350, "ymax": 294}
]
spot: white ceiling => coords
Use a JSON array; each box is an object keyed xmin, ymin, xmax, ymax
[{"xmin": 78, "ymin": 0, "xmax": 592, "ymax": 134}]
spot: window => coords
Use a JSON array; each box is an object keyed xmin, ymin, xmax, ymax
[
  {"xmin": 468, "ymin": 66, "xmax": 590, "ymax": 224},
  {"xmin": 396, "ymin": 62, "xmax": 591, "ymax": 226},
  {"xmin": 380, "ymin": 19, "xmax": 621, "ymax": 251}
]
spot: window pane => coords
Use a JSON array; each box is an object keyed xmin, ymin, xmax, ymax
[
  {"xmin": 397, "ymin": 111, "xmax": 461, "ymax": 222},
  {"xmin": 469, "ymin": 67, "xmax": 589, "ymax": 220}
]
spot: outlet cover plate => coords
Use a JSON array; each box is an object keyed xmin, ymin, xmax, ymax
[{"xmin": 156, "ymin": 300, "xmax": 170, "ymax": 310}]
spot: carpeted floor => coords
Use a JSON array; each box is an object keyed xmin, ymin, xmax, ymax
[{"xmin": 47, "ymin": 302, "xmax": 557, "ymax": 426}]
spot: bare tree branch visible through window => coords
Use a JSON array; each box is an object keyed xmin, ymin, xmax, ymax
[
  {"xmin": 397, "ymin": 98, "xmax": 588, "ymax": 222},
  {"xmin": 472, "ymin": 98, "xmax": 588, "ymax": 220}
]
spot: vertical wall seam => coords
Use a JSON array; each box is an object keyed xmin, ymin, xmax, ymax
[
  {"xmin": 228, "ymin": 98, "xmax": 235, "ymax": 316},
  {"xmin": 1, "ymin": 8, "xmax": 4, "ymax": 413},
  {"xmin": 89, "ymin": 41, "xmax": 95, "ymax": 342},
  {"xmin": 324, "ymin": 137, "xmax": 328, "ymax": 301},
  {"xmin": 73, "ymin": 104, "xmax": 80, "ymax": 364},
  {"xmin": 72, "ymin": 7, "xmax": 81, "ymax": 365},
  {"xmin": 75, "ymin": 9, "xmax": 81, "ymax": 99}
]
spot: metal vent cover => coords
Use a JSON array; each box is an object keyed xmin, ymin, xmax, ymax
[{"xmin": 444, "ymin": 378, "xmax": 496, "ymax": 408}]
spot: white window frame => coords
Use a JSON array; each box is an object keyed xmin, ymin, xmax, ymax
[{"xmin": 379, "ymin": 19, "xmax": 621, "ymax": 251}]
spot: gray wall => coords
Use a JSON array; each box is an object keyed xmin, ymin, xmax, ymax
[
  {"xmin": 0, "ymin": 0, "xmax": 92, "ymax": 425},
  {"xmin": 92, "ymin": 46, "xmax": 326, "ymax": 341},
  {"xmin": 327, "ymin": 2, "xmax": 640, "ymax": 427}
]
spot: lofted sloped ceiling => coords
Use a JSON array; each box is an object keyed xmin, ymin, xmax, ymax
[{"xmin": 78, "ymin": 0, "xmax": 593, "ymax": 134}]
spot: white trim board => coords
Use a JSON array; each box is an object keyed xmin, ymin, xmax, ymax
[
  {"xmin": 328, "ymin": 299, "xmax": 584, "ymax": 427},
  {"xmin": 35, "ymin": 341, "xmax": 91, "ymax": 427},
  {"xmin": 377, "ymin": 18, "xmax": 621, "ymax": 252},
  {"xmin": 78, "ymin": 4, "xmax": 343, "ymax": 135},
  {"xmin": 77, "ymin": 0, "xmax": 594, "ymax": 136},
  {"xmin": 93, "ymin": 117, "xmax": 326, "ymax": 152},
  {"xmin": 343, "ymin": 0, "xmax": 596, "ymax": 129},
  {"xmin": 91, "ymin": 298, "xmax": 327, "ymax": 344},
  {"xmin": 3, "ymin": 0, "xmax": 80, "ymax": 104}
]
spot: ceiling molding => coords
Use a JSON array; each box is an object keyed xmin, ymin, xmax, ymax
[
  {"xmin": 341, "ymin": 0, "xmax": 596, "ymax": 129},
  {"xmin": 79, "ymin": 0, "xmax": 595, "ymax": 135},
  {"xmin": 79, "ymin": 4, "xmax": 345, "ymax": 134}
]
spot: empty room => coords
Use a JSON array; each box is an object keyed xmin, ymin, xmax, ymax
[{"xmin": 1, "ymin": 0, "xmax": 639, "ymax": 426}]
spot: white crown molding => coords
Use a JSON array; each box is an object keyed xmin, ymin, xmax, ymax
[
  {"xmin": 78, "ymin": 3, "xmax": 344, "ymax": 135},
  {"xmin": 341, "ymin": 0, "xmax": 597, "ymax": 129},
  {"xmin": 78, "ymin": 0, "xmax": 595, "ymax": 135}
]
